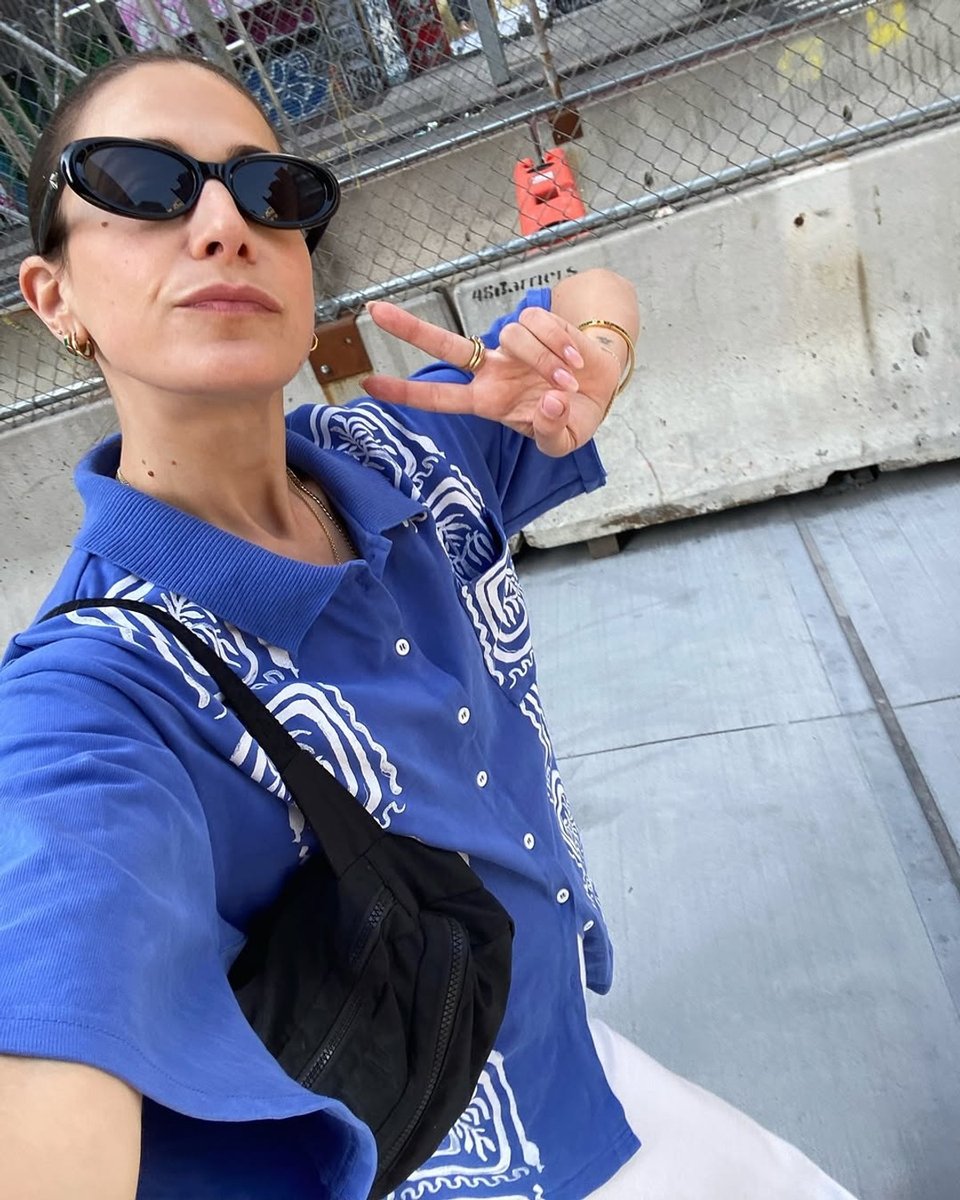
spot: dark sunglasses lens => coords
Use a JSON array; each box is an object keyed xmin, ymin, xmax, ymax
[
  {"xmin": 233, "ymin": 159, "xmax": 337, "ymax": 226},
  {"xmin": 81, "ymin": 145, "xmax": 195, "ymax": 217}
]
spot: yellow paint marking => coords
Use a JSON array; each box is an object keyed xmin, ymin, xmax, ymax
[
  {"xmin": 777, "ymin": 36, "xmax": 825, "ymax": 90},
  {"xmin": 865, "ymin": 1, "xmax": 909, "ymax": 53}
]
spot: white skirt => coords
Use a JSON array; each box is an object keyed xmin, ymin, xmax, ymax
[{"xmin": 585, "ymin": 1020, "xmax": 858, "ymax": 1200}]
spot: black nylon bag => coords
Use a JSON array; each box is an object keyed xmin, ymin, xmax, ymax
[{"xmin": 44, "ymin": 599, "xmax": 515, "ymax": 1199}]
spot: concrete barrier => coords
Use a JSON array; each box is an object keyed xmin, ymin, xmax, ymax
[
  {"xmin": 453, "ymin": 120, "xmax": 960, "ymax": 547},
  {"xmin": 0, "ymin": 400, "xmax": 115, "ymax": 647}
]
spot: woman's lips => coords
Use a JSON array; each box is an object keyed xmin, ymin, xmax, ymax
[
  {"xmin": 176, "ymin": 283, "xmax": 282, "ymax": 313},
  {"xmin": 182, "ymin": 299, "xmax": 275, "ymax": 313}
]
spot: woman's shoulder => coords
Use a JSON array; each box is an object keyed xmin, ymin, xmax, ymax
[
  {"xmin": 4, "ymin": 551, "xmax": 116, "ymax": 668},
  {"xmin": 1, "ymin": 563, "xmax": 220, "ymax": 722}
]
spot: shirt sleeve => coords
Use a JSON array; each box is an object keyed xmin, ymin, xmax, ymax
[{"xmin": 0, "ymin": 657, "xmax": 374, "ymax": 1185}]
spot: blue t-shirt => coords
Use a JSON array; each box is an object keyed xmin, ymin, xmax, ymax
[{"xmin": 0, "ymin": 291, "xmax": 639, "ymax": 1199}]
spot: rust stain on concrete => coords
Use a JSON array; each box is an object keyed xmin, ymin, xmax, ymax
[{"xmin": 856, "ymin": 252, "xmax": 879, "ymax": 364}]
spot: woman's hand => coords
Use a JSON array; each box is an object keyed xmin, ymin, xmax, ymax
[{"xmin": 361, "ymin": 302, "xmax": 623, "ymax": 457}]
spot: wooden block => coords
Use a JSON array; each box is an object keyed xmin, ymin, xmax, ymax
[
  {"xmin": 309, "ymin": 315, "xmax": 371, "ymax": 384},
  {"xmin": 587, "ymin": 533, "xmax": 620, "ymax": 559}
]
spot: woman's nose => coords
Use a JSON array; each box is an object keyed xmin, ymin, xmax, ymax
[{"xmin": 187, "ymin": 179, "xmax": 253, "ymax": 260}]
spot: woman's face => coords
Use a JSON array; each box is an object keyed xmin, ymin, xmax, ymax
[{"xmin": 49, "ymin": 62, "xmax": 317, "ymax": 402}]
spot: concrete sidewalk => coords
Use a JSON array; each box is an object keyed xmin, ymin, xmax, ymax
[{"xmin": 519, "ymin": 460, "xmax": 960, "ymax": 1200}]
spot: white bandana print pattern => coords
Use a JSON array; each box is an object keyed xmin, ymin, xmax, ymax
[
  {"xmin": 520, "ymin": 684, "xmax": 601, "ymax": 909},
  {"xmin": 229, "ymin": 681, "xmax": 404, "ymax": 837},
  {"xmin": 310, "ymin": 401, "xmax": 446, "ymax": 499},
  {"xmin": 62, "ymin": 578, "xmax": 405, "ymax": 846},
  {"xmin": 385, "ymin": 1053, "xmax": 543, "ymax": 1200},
  {"xmin": 458, "ymin": 561, "xmax": 534, "ymax": 692},
  {"xmin": 311, "ymin": 402, "xmax": 535, "ymax": 696}
]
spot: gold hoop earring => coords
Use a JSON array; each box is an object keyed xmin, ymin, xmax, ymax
[
  {"xmin": 63, "ymin": 331, "xmax": 95, "ymax": 360},
  {"xmin": 309, "ymin": 332, "xmax": 319, "ymax": 353}
]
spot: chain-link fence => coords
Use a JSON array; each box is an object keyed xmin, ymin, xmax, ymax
[{"xmin": 1, "ymin": 0, "xmax": 958, "ymax": 423}]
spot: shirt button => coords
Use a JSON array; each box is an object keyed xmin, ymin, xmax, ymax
[
  {"xmin": 556, "ymin": 887, "xmax": 570, "ymax": 904},
  {"xmin": 457, "ymin": 706, "xmax": 471, "ymax": 725},
  {"xmin": 476, "ymin": 770, "xmax": 488, "ymax": 788},
  {"xmin": 583, "ymin": 919, "xmax": 595, "ymax": 932},
  {"xmin": 395, "ymin": 638, "xmax": 410, "ymax": 657},
  {"xmin": 523, "ymin": 833, "xmax": 535, "ymax": 850}
]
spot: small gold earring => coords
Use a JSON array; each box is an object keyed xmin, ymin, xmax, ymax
[
  {"xmin": 63, "ymin": 331, "xmax": 95, "ymax": 360},
  {"xmin": 309, "ymin": 332, "xmax": 319, "ymax": 353}
]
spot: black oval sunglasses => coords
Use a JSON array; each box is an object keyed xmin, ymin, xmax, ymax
[{"xmin": 36, "ymin": 137, "xmax": 341, "ymax": 256}]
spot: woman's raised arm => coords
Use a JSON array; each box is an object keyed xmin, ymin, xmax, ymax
[{"xmin": 362, "ymin": 268, "xmax": 641, "ymax": 457}]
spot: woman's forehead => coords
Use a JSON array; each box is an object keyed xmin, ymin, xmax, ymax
[{"xmin": 71, "ymin": 62, "xmax": 279, "ymax": 154}]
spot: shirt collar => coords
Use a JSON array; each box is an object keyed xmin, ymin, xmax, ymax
[{"xmin": 73, "ymin": 431, "xmax": 424, "ymax": 652}]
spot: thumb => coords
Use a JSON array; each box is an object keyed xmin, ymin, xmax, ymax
[{"xmin": 531, "ymin": 392, "xmax": 576, "ymax": 457}]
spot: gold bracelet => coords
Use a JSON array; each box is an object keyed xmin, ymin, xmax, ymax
[{"xmin": 577, "ymin": 319, "xmax": 637, "ymax": 397}]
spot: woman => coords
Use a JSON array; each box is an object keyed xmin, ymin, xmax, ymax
[{"xmin": 0, "ymin": 51, "xmax": 856, "ymax": 1200}]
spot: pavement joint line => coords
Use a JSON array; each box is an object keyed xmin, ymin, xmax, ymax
[
  {"xmin": 555, "ymin": 707, "xmax": 878, "ymax": 764},
  {"xmin": 796, "ymin": 518, "xmax": 960, "ymax": 897},
  {"xmin": 894, "ymin": 694, "xmax": 960, "ymax": 711}
]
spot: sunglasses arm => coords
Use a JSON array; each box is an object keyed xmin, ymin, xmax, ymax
[{"xmin": 35, "ymin": 172, "xmax": 62, "ymax": 257}]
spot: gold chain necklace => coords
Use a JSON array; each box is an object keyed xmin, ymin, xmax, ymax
[
  {"xmin": 116, "ymin": 465, "xmax": 350, "ymax": 566},
  {"xmin": 286, "ymin": 467, "xmax": 350, "ymax": 566}
]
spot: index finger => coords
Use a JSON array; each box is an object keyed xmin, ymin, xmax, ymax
[
  {"xmin": 361, "ymin": 372, "xmax": 480, "ymax": 415},
  {"xmin": 366, "ymin": 301, "xmax": 475, "ymax": 372}
]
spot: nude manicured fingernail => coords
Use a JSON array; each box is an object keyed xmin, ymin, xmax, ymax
[
  {"xmin": 553, "ymin": 367, "xmax": 578, "ymax": 390},
  {"xmin": 542, "ymin": 394, "xmax": 565, "ymax": 418},
  {"xmin": 563, "ymin": 345, "xmax": 585, "ymax": 368}
]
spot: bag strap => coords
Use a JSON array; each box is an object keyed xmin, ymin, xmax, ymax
[{"xmin": 41, "ymin": 597, "xmax": 385, "ymax": 876}]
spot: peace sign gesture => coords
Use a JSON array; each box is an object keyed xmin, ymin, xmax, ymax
[{"xmin": 361, "ymin": 299, "xmax": 627, "ymax": 458}]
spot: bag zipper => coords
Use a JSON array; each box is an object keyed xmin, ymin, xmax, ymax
[
  {"xmin": 349, "ymin": 892, "xmax": 392, "ymax": 968},
  {"xmin": 298, "ymin": 987, "xmax": 365, "ymax": 1089},
  {"xmin": 379, "ymin": 917, "xmax": 467, "ymax": 1177},
  {"xmin": 297, "ymin": 890, "xmax": 394, "ymax": 1089}
]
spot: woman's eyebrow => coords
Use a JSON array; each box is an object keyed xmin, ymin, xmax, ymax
[
  {"xmin": 141, "ymin": 137, "xmax": 275, "ymax": 158},
  {"xmin": 226, "ymin": 142, "xmax": 275, "ymax": 158}
]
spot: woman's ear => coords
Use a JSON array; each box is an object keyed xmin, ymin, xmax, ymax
[{"xmin": 19, "ymin": 254, "xmax": 72, "ymax": 338}]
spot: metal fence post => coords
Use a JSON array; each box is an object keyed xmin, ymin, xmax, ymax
[
  {"xmin": 180, "ymin": 0, "xmax": 239, "ymax": 76},
  {"xmin": 468, "ymin": 0, "xmax": 511, "ymax": 86}
]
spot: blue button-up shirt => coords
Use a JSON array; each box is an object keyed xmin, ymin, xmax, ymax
[{"xmin": 0, "ymin": 291, "xmax": 639, "ymax": 1199}]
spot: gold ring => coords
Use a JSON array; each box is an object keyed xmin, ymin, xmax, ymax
[{"xmin": 464, "ymin": 336, "xmax": 486, "ymax": 374}]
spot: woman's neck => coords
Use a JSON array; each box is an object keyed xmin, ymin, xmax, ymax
[{"xmin": 114, "ymin": 386, "xmax": 304, "ymax": 547}]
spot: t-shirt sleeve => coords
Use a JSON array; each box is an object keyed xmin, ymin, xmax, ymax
[
  {"xmin": 0, "ymin": 660, "xmax": 373, "ymax": 1167},
  {"xmin": 288, "ymin": 288, "xmax": 606, "ymax": 538}
]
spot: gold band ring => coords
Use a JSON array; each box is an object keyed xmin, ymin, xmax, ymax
[{"xmin": 464, "ymin": 336, "xmax": 486, "ymax": 374}]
